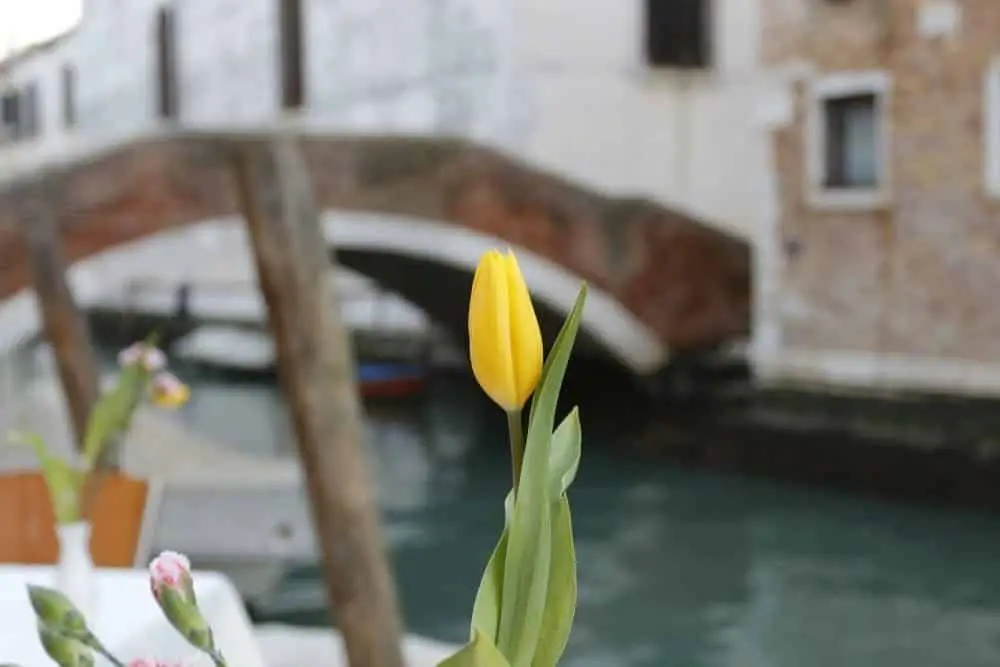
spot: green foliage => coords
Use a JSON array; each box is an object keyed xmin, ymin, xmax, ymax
[
  {"xmin": 83, "ymin": 335, "xmax": 159, "ymax": 469},
  {"xmin": 438, "ymin": 630, "xmax": 510, "ymax": 667},
  {"xmin": 9, "ymin": 432, "xmax": 84, "ymax": 524},
  {"xmin": 447, "ymin": 285, "xmax": 587, "ymax": 667},
  {"xmin": 8, "ymin": 334, "xmax": 160, "ymax": 526}
]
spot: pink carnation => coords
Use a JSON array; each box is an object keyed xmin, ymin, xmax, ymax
[
  {"xmin": 149, "ymin": 550, "xmax": 191, "ymax": 596},
  {"xmin": 118, "ymin": 343, "xmax": 167, "ymax": 372}
]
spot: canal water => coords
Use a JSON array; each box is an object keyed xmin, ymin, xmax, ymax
[{"xmin": 140, "ymin": 354, "xmax": 1000, "ymax": 666}]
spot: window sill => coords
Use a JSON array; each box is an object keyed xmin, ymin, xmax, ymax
[{"xmin": 806, "ymin": 187, "xmax": 891, "ymax": 212}]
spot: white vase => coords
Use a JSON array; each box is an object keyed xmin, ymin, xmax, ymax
[{"xmin": 55, "ymin": 522, "xmax": 96, "ymax": 619}]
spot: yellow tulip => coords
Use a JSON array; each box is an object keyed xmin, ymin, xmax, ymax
[{"xmin": 468, "ymin": 249, "xmax": 543, "ymax": 412}]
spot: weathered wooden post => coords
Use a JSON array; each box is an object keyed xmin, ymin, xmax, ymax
[
  {"xmin": 21, "ymin": 191, "xmax": 100, "ymax": 451},
  {"xmin": 232, "ymin": 134, "xmax": 405, "ymax": 667}
]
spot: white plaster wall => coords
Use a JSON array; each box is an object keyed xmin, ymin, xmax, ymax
[
  {"xmin": 0, "ymin": 40, "xmax": 78, "ymax": 173},
  {"xmin": 75, "ymin": 0, "xmax": 159, "ymax": 138},
  {"xmin": 303, "ymin": 0, "xmax": 518, "ymax": 143},
  {"xmin": 0, "ymin": 0, "xmax": 767, "ymax": 240},
  {"xmin": 509, "ymin": 0, "xmax": 766, "ymax": 239},
  {"xmin": 175, "ymin": 0, "xmax": 277, "ymax": 126}
]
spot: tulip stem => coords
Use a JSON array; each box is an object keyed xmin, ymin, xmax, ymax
[{"xmin": 506, "ymin": 409, "xmax": 524, "ymax": 495}]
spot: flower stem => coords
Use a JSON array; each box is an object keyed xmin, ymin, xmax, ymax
[
  {"xmin": 506, "ymin": 409, "xmax": 524, "ymax": 495},
  {"xmin": 92, "ymin": 642, "xmax": 126, "ymax": 667}
]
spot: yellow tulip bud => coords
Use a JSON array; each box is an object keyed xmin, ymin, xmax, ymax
[{"xmin": 468, "ymin": 249, "xmax": 543, "ymax": 412}]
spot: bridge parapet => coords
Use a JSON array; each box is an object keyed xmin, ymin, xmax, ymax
[{"xmin": 0, "ymin": 130, "xmax": 750, "ymax": 374}]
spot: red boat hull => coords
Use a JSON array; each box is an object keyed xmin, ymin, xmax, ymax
[{"xmin": 359, "ymin": 376, "xmax": 426, "ymax": 398}]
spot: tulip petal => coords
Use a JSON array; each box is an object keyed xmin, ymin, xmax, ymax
[
  {"xmin": 502, "ymin": 250, "xmax": 543, "ymax": 408},
  {"xmin": 469, "ymin": 251, "xmax": 517, "ymax": 410}
]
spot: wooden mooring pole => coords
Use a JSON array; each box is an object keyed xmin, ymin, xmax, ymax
[
  {"xmin": 22, "ymin": 195, "xmax": 100, "ymax": 451},
  {"xmin": 233, "ymin": 135, "xmax": 405, "ymax": 667}
]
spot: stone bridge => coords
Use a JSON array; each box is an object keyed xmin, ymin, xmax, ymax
[{"xmin": 0, "ymin": 131, "xmax": 750, "ymax": 375}]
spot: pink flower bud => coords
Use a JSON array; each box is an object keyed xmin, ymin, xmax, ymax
[
  {"xmin": 118, "ymin": 343, "xmax": 167, "ymax": 372},
  {"xmin": 149, "ymin": 550, "xmax": 191, "ymax": 597},
  {"xmin": 128, "ymin": 660, "xmax": 190, "ymax": 667}
]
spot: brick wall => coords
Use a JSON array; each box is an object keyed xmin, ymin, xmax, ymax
[
  {"xmin": 0, "ymin": 134, "xmax": 751, "ymax": 356},
  {"xmin": 760, "ymin": 0, "xmax": 1000, "ymax": 393}
]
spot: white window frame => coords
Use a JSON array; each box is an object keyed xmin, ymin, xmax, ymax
[
  {"xmin": 984, "ymin": 56, "xmax": 1000, "ymax": 198},
  {"xmin": 805, "ymin": 70, "xmax": 892, "ymax": 211}
]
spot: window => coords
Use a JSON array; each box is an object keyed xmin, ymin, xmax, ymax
[
  {"xmin": 62, "ymin": 65, "xmax": 76, "ymax": 128},
  {"xmin": 823, "ymin": 94, "xmax": 877, "ymax": 188},
  {"xmin": 155, "ymin": 6, "xmax": 179, "ymax": 120},
  {"xmin": 1, "ymin": 92, "xmax": 20, "ymax": 141},
  {"xmin": 806, "ymin": 71, "xmax": 891, "ymax": 209},
  {"xmin": 0, "ymin": 83, "xmax": 42, "ymax": 142},
  {"xmin": 644, "ymin": 0, "xmax": 712, "ymax": 69},
  {"xmin": 985, "ymin": 56, "xmax": 1000, "ymax": 197},
  {"xmin": 279, "ymin": 0, "xmax": 305, "ymax": 108}
]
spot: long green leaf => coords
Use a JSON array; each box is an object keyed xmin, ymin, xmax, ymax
[
  {"xmin": 470, "ymin": 486, "xmax": 517, "ymax": 643},
  {"xmin": 548, "ymin": 408, "xmax": 581, "ymax": 498},
  {"xmin": 531, "ymin": 497, "xmax": 577, "ymax": 667},
  {"xmin": 471, "ymin": 529, "xmax": 508, "ymax": 643},
  {"xmin": 82, "ymin": 363, "xmax": 146, "ymax": 469},
  {"xmin": 498, "ymin": 285, "xmax": 587, "ymax": 666},
  {"xmin": 472, "ymin": 409, "xmax": 581, "ymax": 652},
  {"xmin": 10, "ymin": 431, "xmax": 82, "ymax": 523},
  {"xmin": 438, "ymin": 629, "xmax": 511, "ymax": 667}
]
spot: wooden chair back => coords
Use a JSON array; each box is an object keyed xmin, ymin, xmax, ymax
[{"xmin": 0, "ymin": 472, "xmax": 149, "ymax": 567}]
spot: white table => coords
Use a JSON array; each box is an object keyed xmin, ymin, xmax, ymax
[{"xmin": 0, "ymin": 565, "xmax": 266, "ymax": 667}]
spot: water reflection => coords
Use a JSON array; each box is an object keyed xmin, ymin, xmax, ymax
[{"xmin": 170, "ymin": 362, "xmax": 1000, "ymax": 667}]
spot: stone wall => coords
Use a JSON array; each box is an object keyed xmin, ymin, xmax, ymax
[{"xmin": 758, "ymin": 0, "xmax": 1000, "ymax": 395}]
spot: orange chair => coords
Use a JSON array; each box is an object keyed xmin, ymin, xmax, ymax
[{"xmin": 0, "ymin": 472, "xmax": 150, "ymax": 567}]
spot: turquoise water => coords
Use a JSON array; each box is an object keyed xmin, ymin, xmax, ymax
[{"xmin": 167, "ymin": 364, "xmax": 1000, "ymax": 667}]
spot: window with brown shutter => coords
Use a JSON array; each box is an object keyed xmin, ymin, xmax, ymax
[
  {"xmin": 156, "ymin": 6, "xmax": 179, "ymax": 120},
  {"xmin": 645, "ymin": 0, "xmax": 712, "ymax": 69},
  {"xmin": 62, "ymin": 65, "xmax": 76, "ymax": 128},
  {"xmin": 279, "ymin": 0, "xmax": 305, "ymax": 109}
]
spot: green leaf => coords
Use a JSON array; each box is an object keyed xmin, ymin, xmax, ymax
[
  {"xmin": 82, "ymin": 362, "xmax": 147, "ymax": 470},
  {"xmin": 531, "ymin": 496, "xmax": 577, "ymax": 667},
  {"xmin": 548, "ymin": 408, "xmax": 581, "ymax": 498},
  {"xmin": 438, "ymin": 629, "xmax": 511, "ymax": 667},
  {"xmin": 10, "ymin": 431, "xmax": 83, "ymax": 524},
  {"xmin": 498, "ymin": 285, "xmax": 587, "ymax": 666},
  {"xmin": 471, "ymin": 529, "xmax": 508, "ymax": 644}
]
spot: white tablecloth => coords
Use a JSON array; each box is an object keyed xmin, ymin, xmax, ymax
[{"xmin": 0, "ymin": 565, "xmax": 266, "ymax": 667}]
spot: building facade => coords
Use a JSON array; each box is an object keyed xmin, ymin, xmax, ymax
[
  {"xmin": 754, "ymin": 0, "xmax": 1000, "ymax": 396},
  {"xmin": 0, "ymin": 0, "xmax": 767, "ymax": 241}
]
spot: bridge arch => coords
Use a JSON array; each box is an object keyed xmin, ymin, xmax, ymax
[
  {"xmin": 0, "ymin": 132, "xmax": 751, "ymax": 373},
  {"xmin": 322, "ymin": 213, "xmax": 664, "ymax": 372},
  {"xmin": 0, "ymin": 215, "xmax": 664, "ymax": 373}
]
